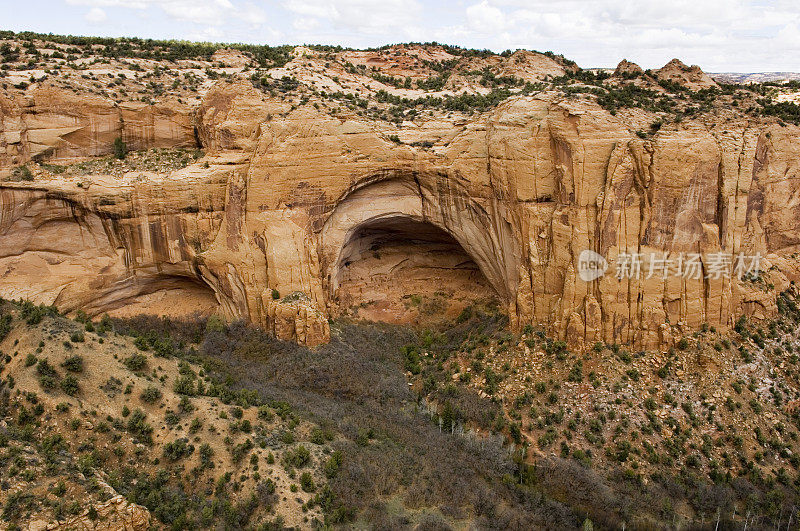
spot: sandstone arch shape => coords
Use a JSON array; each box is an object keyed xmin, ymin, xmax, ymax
[
  {"xmin": 0, "ymin": 186, "xmax": 221, "ymax": 319},
  {"xmin": 319, "ymin": 169, "xmax": 522, "ymax": 315}
]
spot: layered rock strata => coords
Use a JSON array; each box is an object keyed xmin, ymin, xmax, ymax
[{"xmin": 2, "ymin": 81, "xmax": 799, "ymax": 349}]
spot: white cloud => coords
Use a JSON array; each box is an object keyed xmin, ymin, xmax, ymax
[
  {"xmin": 238, "ymin": 2, "xmax": 268, "ymax": 25},
  {"xmin": 442, "ymin": 0, "xmax": 800, "ymax": 70},
  {"xmin": 292, "ymin": 17, "xmax": 320, "ymax": 32},
  {"xmin": 186, "ymin": 26, "xmax": 223, "ymax": 41},
  {"xmin": 66, "ymin": 0, "xmax": 148, "ymax": 8},
  {"xmin": 283, "ymin": 0, "xmax": 424, "ymax": 37},
  {"xmin": 283, "ymin": 0, "xmax": 338, "ymax": 20},
  {"xmin": 84, "ymin": 7, "xmax": 107, "ymax": 23},
  {"xmin": 160, "ymin": 0, "xmax": 234, "ymax": 25},
  {"xmin": 67, "ymin": 0, "xmax": 238, "ymax": 25},
  {"xmin": 466, "ymin": 1, "xmax": 506, "ymax": 32},
  {"xmin": 53, "ymin": 0, "xmax": 800, "ymax": 71},
  {"xmin": 776, "ymin": 22, "xmax": 800, "ymax": 48}
]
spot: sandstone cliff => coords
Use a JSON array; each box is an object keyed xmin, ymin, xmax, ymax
[{"xmin": 1, "ymin": 39, "xmax": 798, "ymax": 349}]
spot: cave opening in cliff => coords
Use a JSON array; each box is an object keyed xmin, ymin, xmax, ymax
[
  {"xmin": 101, "ymin": 276, "xmax": 220, "ymax": 320},
  {"xmin": 332, "ymin": 216, "xmax": 499, "ymax": 324}
]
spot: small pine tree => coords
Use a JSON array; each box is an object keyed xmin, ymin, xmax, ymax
[{"xmin": 113, "ymin": 137, "xmax": 127, "ymax": 160}]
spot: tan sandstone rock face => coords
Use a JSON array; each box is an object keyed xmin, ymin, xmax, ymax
[
  {"xmin": 1, "ymin": 80, "xmax": 798, "ymax": 349},
  {"xmin": 34, "ymin": 495, "xmax": 151, "ymax": 530},
  {"xmin": 0, "ymin": 86, "xmax": 195, "ymax": 166},
  {"xmin": 655, "ymin": 58, "xmax": 719, "ymax": 90},
  {"xmin": 613, "ymin": 59, "xmax": 644, "ymax": 78}
]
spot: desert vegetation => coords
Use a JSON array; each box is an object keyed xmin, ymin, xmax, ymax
[
  {"xmin": 5, "ymin": 292, "xmax": 800, "ymax": 527},
  {"xmin": 2, "ymin": 29, "xmax": 798, "ymax": 139},
  {"xmin": 1, "ymin": 214, "xmax": 799, "ymax": 523}
]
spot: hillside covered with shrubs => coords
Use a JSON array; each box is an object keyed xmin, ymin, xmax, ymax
[{"xmin": 2, "ymin": 289, "xmax": 800, "ymax": 528}]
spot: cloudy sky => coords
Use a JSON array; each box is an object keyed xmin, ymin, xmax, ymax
[{"xmin": 6, "ymin": 0, "xmax": 800, "ymax": 72}]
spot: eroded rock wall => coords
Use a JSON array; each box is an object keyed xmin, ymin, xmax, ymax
[
  {"xmin": 0, "ymin": 86, "xmax": 195, "ymax": 166},
  {"xmin": 2, "ymin": 81, "xmax": 800, "ymax": 349}
]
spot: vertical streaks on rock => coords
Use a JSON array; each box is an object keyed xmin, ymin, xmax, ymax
[{"xmin": 2, "ymin": 86, "xmax": 799, "ymax": 348}]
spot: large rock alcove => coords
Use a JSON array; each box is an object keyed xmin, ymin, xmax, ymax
[
  {"xmin": 319, "ymin": 172, "xmax": 519, "ymax": 324},
  {"xmin": 331, "ymin": 215, "xmax": 497, "ymax": 323}
]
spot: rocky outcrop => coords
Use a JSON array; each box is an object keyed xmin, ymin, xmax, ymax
[
  {"xmin": 496, "ymin": 50, "xmax": 571, "ymax": 81},
  {"xmin": 0, "ymin": 86, "xmax": 195, "ymax": 167},
  {"xmin": 654, "ymin": 58, "xmax": 718, "ymax": 90},
  {"xmin": 265, "ymin": 294, "xmax": 330, "ymax": 347},
  {"xmin": 212, "ymin": 48, "xmax": 252, "ymax": 68},
  {"xmin": 2, "ymin": 79, "xmax": 799, "ymax": 349},
  {"xmin": 613, "ymin": 59, "xmax": 644, "ymax": 78},
  {"xmin": 32, "ymin": 495, "xmax": 151, "ymax": 530}
]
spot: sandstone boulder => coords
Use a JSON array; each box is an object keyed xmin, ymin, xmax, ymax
[{"xmin": 654, "ymin": 58, "xmax": 718, "ymax": 90}]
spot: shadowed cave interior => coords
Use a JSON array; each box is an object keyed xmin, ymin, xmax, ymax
[{"xmin": 332, "ymin": 216, "xmax": 498, "ymax": 323}]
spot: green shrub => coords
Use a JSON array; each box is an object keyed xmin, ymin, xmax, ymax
[
  {"xmin": 164, "ymin": 410, "xmax": 179, "ymax": 426},
  {"xmin": 199, "ymin": 443, "xmax": 214, "ymax": 468},
  {"xmin": 140, "ymin": 385, "xmax": 162, "ymax": 403},
  {"xmin": 257, "ymin": 405, "xmax": 274, "ymax": 422},
  {"xmin": 231, "ymin": 439, "xmax": 254, "ymax": 463},
  {"xmin": 568, "ymin": 361, "xmax": 583, "ymax": 382},
  {"xmin": 98, "ymin": 314, "xmax": 113, "ymax": 333},
  {"xmin": 173, "ymin": 375, "xmax": 195, "ymax": 396},
  {"xmin": 152, "ymin": 338, "xmax": 175, "ymax": 358},
  {"xmin": 545, "ymin": 340, "xmax": 568, "ymax": 359},
  {"xmin": 60, "ymin": 375, "xmax": 80, "ymax": 396},
  {"xmin": 282, "ymin": 445, "xmax": 311, "ymax": 469},
  {"xmin": 178, "ymin": 396, "xmax": 194, "ymax": 413},
  {"xmin": 484, "ymin": 367, "xmax": 501, "ymax": 395},
  {"xmin": 62, "ymin": 355, "xmax": 83, "ymax": 373},
  {"xmin": 126, "ymin": 409, "xmax": 153, "ymax": 443},
  {"xmin": 309, "ymin": 428, "xmax": 326, "ymax": 444},
  {"xmin": 19, "ymin": 301, "xmax": 56, "ymax": 325},
  {"xmin": 113, "ymin": 137, "xmax": 127, "ymax": 159},
  {"xmin": 10, "ymin": 165, "xmax": 34, "ymax": 181},
  {"xmin": 323, "ymin": 451, "xmax": 342, "ymax": 478},
  {"xmin": 300, "ymin": 472, "xmax": 316, "ymax": 492},
  {"xmin": 123, "ymin": 352, "xmax": 147, "ymax": 372},
  {"xmin": 2, "ymin": 489, "xmax": 35, "ymax": 520},
  {"xmin": 0, "ymin": 314, "xmax": 11, "ymax": 342},
  {"xmin": 403, "ymin": 345, "xmax": 421, "ymax": 375},
  {"xmin": 37, "ymin": 359, "xmax": 59, "ymax": 389},
  {"xmin": 163, "ymin": 438, "xmax": 194, "ymax": 461}
]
